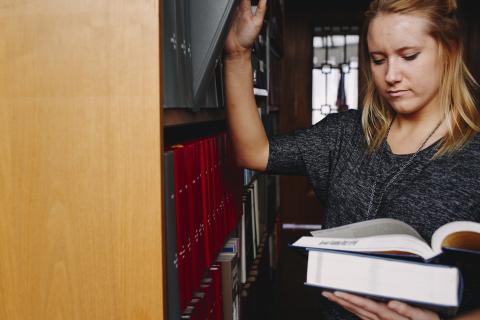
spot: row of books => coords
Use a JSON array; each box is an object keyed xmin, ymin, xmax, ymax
[
  {"xmin": 164, "ymin": 132, "xmax": 243, "ymax": 317},
  {"xmin": 165, "ymin": 135, "xmax": 281, "ymax": 319},
  {"xmin": 181, "ymin": 266, "xmax": 223, "ymax": 320},
  {"xmin": 163, "ymin": 0, "xmax": 278, "ymax": 109},
  {"xmin": 220, "ymin": 211, "xmax": 281, "ymax": 320},
  {"xmin": 179, "ymin": 226, "xmax": 280, "ymax": 320},
  {"xmin": 243, "ymin": 113, "xmax": 279, "ymax": 187},
  {"xmin": 163, "ymin": 0, "xmax": 236, "ymax": 109},
  {"xmin": 239, "ymin": 222, "xmax": 282, "ymax": 320},
  {"xmin": 242, "ymin": 177, "xmax": 275, "ymax": 282},
  {"xmin": 217, "ymin": 238, "xmax": 241, "ymax": 320},
  {"xmin": 163, "ymin": 0, "xmax": 192, "ymax": 108}
]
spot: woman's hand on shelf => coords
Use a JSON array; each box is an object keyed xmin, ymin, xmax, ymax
[{"xmin": 224, "ymin": 0, "xmax": 267, "ymax": 59}]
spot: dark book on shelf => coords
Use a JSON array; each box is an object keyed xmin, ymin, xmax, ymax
[
  {"xmin": 177, "ymin": 0, "xmax": 194, "ymax": 108},
  {"xmin": 163, "ymin": 0, "xmax": 193, "ymax": 108},
  {"xmin": 162, "ymin": 0, "xmax": 180, "ymax": 108},
  {"xmin": 241, "ymin": 191, "xmax": 254, "ymax": 284},
  {"xmin": 164, "ymin": 150, "xmax": 181, "ymax": 320},
  {"xmin": 188, "ymin": 0, "xmax": 238, "ymax": 104}
]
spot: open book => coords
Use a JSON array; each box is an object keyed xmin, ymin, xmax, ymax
[{"xmin": 292, "ymin": 218, "xmax": 480, "ymax": 261}]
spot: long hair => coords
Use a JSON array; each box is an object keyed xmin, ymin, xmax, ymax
[{"xmin": 361, "ymin": 0, "xmax": 480, "ymax": 157}]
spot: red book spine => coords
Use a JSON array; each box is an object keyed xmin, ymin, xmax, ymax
[
  {"xmin": 199, "ymin": 139, "xmax": 212, "ymax": 270},
  {"xmin": 203, "ymin": 137, "xmax": 211, "ymax": 267},
  {"xmin": 211, "ymin": 136, "xmax": 222, "ymax": 255},
  {"xmin": 210, "ymin": 264, "xmax": 223, "ymax": 320},
  {"xmin": 173, "ymin": 145, "xmax": 188, "ymax": 311},
  {"xmin": 193, "ymin": 140, "xmax": 206, "ymax": 282},
  {"xmin": 217, "ymin": 134, "xmax": 228, "ymax": 244},
  {"xmin": 200, "ymin": 280, "xmax": 214, "ymax": 320},
  {"xmin": 185, "ymin": 142, "xmax": 200, "ymax": 295},
  {"xmin": 207, "ymin": 137, "xmax": 216, "ymax": 266}
]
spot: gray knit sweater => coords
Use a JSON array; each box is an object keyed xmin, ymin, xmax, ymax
[{"xmin": 266, "ymin": 109, "xmax": 480, "ymax": 319}]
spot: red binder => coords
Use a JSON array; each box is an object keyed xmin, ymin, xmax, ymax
[{"xmin": 172, "ymin": 144, "xmax": 189, "ymax": 311}]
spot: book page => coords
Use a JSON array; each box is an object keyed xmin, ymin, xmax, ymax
[
  {"xmin": 431, "ymin": 221, "xmax": 480, "ymax": 254},
  {"xmin": 311, "ymin": 218, "xmax": 424, "ymax": 241},
  {"xmin": 294, "ymin": 234, "xmax": 435, "ymax": 259}
]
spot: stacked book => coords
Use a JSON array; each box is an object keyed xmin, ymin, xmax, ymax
[
  {"xmin": 291, "ymin": 218, "xmax": 480, "ymax": 318},
  {"xmin": 164, "ymin": 132, "xmax": 243, "ymax": 319}
]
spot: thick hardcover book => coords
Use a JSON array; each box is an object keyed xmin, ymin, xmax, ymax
[
  {"xmin": 293, "ymin": 218, "xmax": 480, "ymax": 261},
  {"xmin": 247, "ymin": 186, "xmax": 257, "ymax": 258},
  {"xmin": 218, "ymin": 252, "xmax": 240, "ymax": 320},
  {"xmin": 188, "ymin": 0, "xmax": 238, "ymax": 104},
  {"xmin": 241, "ymin": 190, "xmax": 254, "ymax": 283},
  {"xmin": 164, "ymin": 150, "xmax": 181, "ymax": 320},
  {"xmin": 210, "ymin": 265, "xmax": 223, "ymax": 320},
  {"xmin": 252, "ymin": 180, "xmax": 261, "ymax": 248},
  {"xmin": 162, "ymin": 0, "xmax": 181, "ymax": 108},
  {"xmin": 292, "ymin": 218, "xmax": 480, "ymax": 317},
  {"xmin": 184, "ymin": 142, "xmax": 200, "ymax": 294},
  {"xmin": 199, "ymin": 138, "xmax": 213, "ymax": 268},
  {"xmin": 177, "ymin": 0, "xmax": 194, "ymax": 108},
  {"xmin": 172, "ymin": 145, "xmax": 189, "ymax": 311},
  {"xmin": 305, "ymin": 249, "xmax": 461, "ymax": 317},
  {"xmin": 199, "ymin": 280, "xmax": 213, "ymax": 320},
  {"xmin": 192, "ymin": 140, "xmax": 206, "ymax": 284}
]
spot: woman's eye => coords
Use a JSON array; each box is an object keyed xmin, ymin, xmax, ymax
[
  {"xmin": 371, "ymin": 58, "xmax": 385, "ymax": 65},
  {"xmin": 404, "ymin": 53, "xmax": 419, "ymax": 61}
]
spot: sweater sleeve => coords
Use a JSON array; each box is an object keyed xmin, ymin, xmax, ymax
[{"xmin": 265, "ymin": 112, "xmax": 348, "ymax": 177}]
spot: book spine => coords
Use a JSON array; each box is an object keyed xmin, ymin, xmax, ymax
[{"xmin": 164, "ymin": 150, "xmax": 181, "ymax": 320}]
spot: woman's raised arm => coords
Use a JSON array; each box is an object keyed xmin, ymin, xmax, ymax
[{"xmin": 224, "ymin": 0, "xmax": 269, "ymax": 171}]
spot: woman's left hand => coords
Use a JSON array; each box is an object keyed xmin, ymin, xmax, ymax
[{"xmin": 322, "ymin": 291, "xmax": 441, "ymax": 320}]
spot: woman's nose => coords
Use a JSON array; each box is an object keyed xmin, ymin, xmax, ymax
[{"xmin": 385, "ymin": 60, "xmax": 402, "ymax": 85}]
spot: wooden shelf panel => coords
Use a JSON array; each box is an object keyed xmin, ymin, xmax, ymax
[
  {"xmin": 163, "ymin": 104, "xmax": 279, "ymax": 128},
  {"xmin": 164, "ymin": 108, "xmax": 226, "ymax": 127}
]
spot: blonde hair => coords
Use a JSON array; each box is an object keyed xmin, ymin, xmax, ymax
[{"xmin": 361, "ymin": 0, "xmax": 480, "ymax": 157}]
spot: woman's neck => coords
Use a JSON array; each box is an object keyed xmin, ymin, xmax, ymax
[{"xmin": 387, "ymin": 112, "xmax": 447, "ymax": 155}]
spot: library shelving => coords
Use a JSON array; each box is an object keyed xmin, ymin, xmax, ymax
[
  {"xmin": 0, "ymin": 0, "xmax": 284, "ymax": 319},
  {"xmin": 162, "ymin": 0, "xmax": 285, "ymax": 319}
]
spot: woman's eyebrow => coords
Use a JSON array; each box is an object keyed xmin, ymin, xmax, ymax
[
  {"xmin": 369, "ymin": 46, "xmax": 420, "ymax": 55},
  {"xmin": 396, "ymin": 46, "xmax": 420, "ymax": 52}
]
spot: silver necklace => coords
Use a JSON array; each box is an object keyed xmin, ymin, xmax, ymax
[{"xmin": 366, "ymin": 117, "xmax": 444, "ymax": 218}]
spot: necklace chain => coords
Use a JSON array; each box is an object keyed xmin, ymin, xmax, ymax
[{"xmin": 366, "ymin": 117, "xmax": 444, "ymax": 218}]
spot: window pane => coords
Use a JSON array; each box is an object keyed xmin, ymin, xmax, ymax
[
  {"xmin": 312, "ymin": 69, "xmax": 323, "ymax": 109},
  {"xmin": 312, "ymin": 30, "xmax": 359, "ymax": 125},
  {"xmin": 312, "ymin": 110, "xmax": 325, "ymax": 124},
  {"xmin": 346, "ymin": 69, "xmax": 358, "ymax": 109}
]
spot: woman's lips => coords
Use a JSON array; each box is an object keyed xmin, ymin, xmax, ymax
[{"xmin": 387, "ymin": 89, "xmax": 409, "ymax": 97}]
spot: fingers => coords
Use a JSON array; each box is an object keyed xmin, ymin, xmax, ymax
[
  {"xmin": 255, "ymin": 0, "xmax": 268, "ymax": 18},
  {"xmin": 323, "ymin": 291, "xmax": 379, "ymax": 320},
  {"xmin": 388, "ymin": 300, "xmax": 440, "ymax": 320},
  {"xmin": 323, "ymin": 291, "xmax": 441, "ymax": 320},
  {"xmin": 239, "ymin": 0, "xmax": 252, "ymax": 11},
  {"xmin": 324, "ymin": 291, "xmax": 414, "ymax": 320}
]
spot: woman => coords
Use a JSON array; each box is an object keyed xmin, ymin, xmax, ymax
[{"xmin": 224, "ymin": 0, "xmax": 480, "ymax": 319}]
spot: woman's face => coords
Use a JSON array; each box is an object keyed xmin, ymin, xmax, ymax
[{"xmin": 367, "ymin": 13, "xmax": 443, "ymax": 118}]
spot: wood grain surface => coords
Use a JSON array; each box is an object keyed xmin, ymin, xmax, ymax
[{"xmin": 0, "ymin": 1, "xmax": 164, "ymax": 319}]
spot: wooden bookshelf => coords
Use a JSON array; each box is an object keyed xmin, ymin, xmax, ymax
[
  {"xmin": 165, "ymin": 85, "xmax": 270, "ymax": 127},
  {"xmin": 0, "ymin": 1, "xmax": 164, "ymax": 319},
  {"xmin": 164, "ymin": 108, "xmax": 226, "ymax": 127}
]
